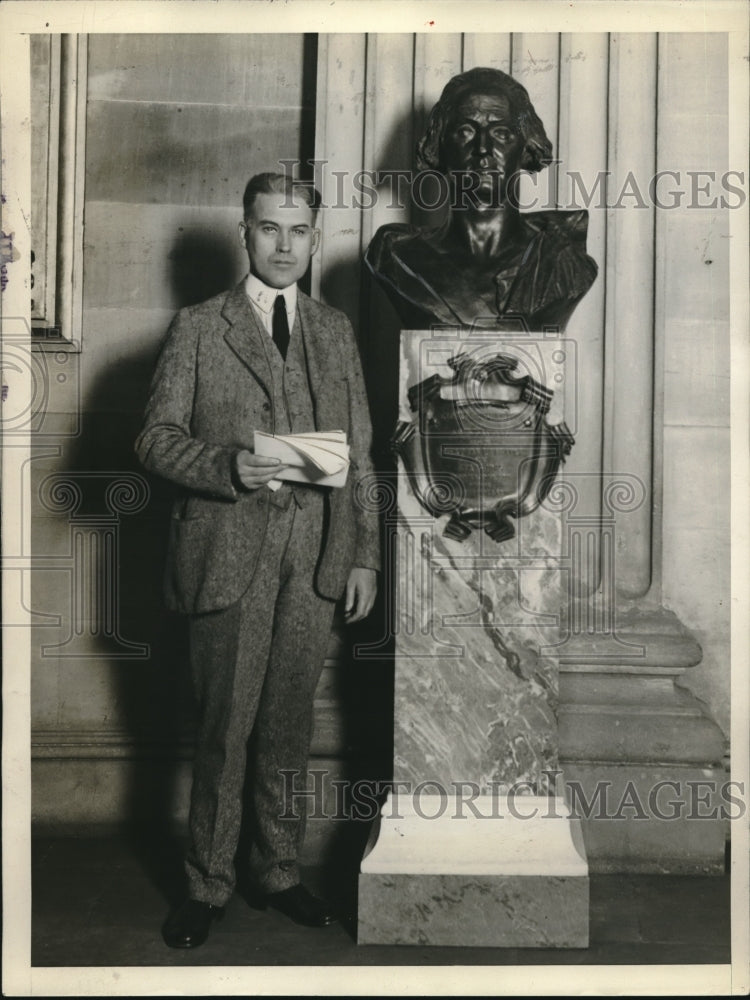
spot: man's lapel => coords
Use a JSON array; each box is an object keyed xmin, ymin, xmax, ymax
[{"xmin": 221, "ymin": 282, "xmax": 272, "ymax": 396}]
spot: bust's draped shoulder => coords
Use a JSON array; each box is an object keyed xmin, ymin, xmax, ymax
[
  {"xmin": 507, "ymin": 210, "xmax": 599, "ymax": 319},
  {"xmin": 365, "ymin": 211, "xmax": 598, "ymax": 330},
  {"xmin": 366, "ymin": 222, "xmax": 420, "ymax": 267},
  {"xmin": 365, "ymin": 223, "xmax": 435, "ymax": 292},
  {"xmin": 365, "ymin": 223, "xmax": 461, "ymax": 327}
]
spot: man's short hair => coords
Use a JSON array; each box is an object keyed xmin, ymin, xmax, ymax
[
  {"xmin": 242, "ymin": 172, "xmax": 321, "ymax": 220},
  {"xmin": 416, "ymin": 67, "xmax": 553, "ymax": 175}
]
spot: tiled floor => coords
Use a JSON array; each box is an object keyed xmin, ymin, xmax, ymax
[{"xmin": 31, "ymin": 832, "xmax": 730, "ymax": 967}]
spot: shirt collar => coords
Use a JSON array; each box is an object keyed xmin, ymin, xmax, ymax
[{"xmin": 244, "ymin": 272, "xmax": 297, "ymax": 316}]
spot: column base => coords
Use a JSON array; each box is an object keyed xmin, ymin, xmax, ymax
[
  {"xmin": 358, "ymin": 793, "xmax": 589, "ymax": 948},
  {"xmin": 558, "ymin": 605, "xmax": 728, "ymax": 873}
]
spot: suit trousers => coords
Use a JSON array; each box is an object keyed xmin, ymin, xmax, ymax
[{"xmin": 184, "ymin": 486, "xmax": 336, "ymax": 905}]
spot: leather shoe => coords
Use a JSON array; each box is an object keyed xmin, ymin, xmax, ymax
[
  {"xmin": 263, "ymin": 884, "xmax": 337, "ymax": 927},
  {"xmin": 162, "ymin": 898, "xmax": 224, "ymax": 949}
]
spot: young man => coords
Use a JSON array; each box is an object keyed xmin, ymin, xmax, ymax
[{"xmin": 135, "ymin": 172, "xmax": 379, "ymax": 948}]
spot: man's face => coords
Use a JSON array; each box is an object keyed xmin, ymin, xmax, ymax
[
  {"xmin": 441, "ymin": 90, "xmax": 524, "ymax": 206},
  {"xmin": 239, "ymin": 191, "xmax": 320, "ymax": 288}
]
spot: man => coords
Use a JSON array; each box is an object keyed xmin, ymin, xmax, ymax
[
  {"xmin": 135, "ymin": 172, "xmax": 379, "ymax": 948},
  {"xmin": 366, "ymin": 66, "xmax": 597, "ymax": 332}
]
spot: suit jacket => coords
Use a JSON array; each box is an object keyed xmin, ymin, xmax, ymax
[{"xmin": 135, "ymin": 282, "xmax": 380, "ymax": 614}]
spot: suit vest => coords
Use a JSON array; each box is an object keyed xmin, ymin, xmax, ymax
[{"xmin": 259, "ymin": 310, "xmax": 319, "ymax": 509}]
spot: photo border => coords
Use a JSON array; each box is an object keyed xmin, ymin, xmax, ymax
[{"xmin": 1, "ymin": 1, "xmax": 748, "ymax": 995}]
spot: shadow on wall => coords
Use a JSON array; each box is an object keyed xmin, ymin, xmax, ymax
[
  {"xmin": 167, "ymin": 229, "xmax": 241, "ymax": 308},
  {"xmin": 49, "ymin": 230, "xmax": 238, "ymax": 895}
]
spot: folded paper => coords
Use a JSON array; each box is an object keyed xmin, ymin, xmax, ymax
[{"xmin": 253, "ymin": 430, "xmax": 350, "ymax": 489}]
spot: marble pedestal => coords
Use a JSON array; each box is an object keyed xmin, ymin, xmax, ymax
[
  {"xmin": 358, "ymin": 329, "xmax": 589, "ymax": 947},
  {"xmin": 359, "ymin": 792, "xmax": 588, "ymax": 947}
]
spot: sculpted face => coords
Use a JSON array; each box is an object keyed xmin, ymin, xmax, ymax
[
  {"xmin": 441, "ymin": 90, "xmax": 525, "ymax": 205},
  {"xmin": 239, "ymin": 191, "xmax": 320, "ymax": 289}
]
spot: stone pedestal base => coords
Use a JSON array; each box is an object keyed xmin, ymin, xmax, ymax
[
  {"xmin": 358, "ymin": 793, "xmax": 589, "ymax": 947},
  {"xmin": 557, "ymin": 606, "xmax": 728, "ymax": 873}
]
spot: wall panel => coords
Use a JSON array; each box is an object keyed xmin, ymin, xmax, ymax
[{"xmin": 87, "ymin": 33, "xmax": 311, "ymax": 108}]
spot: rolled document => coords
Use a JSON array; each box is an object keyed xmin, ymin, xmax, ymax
[{"xmin": 253, "ymin": 430, "xmax": 350, "ymax": 489}]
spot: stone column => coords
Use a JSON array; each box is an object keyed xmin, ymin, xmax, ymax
[
  {"xmin": 553, "ymin": 33, "xmax": 727, "ymax": 873},
  {"xmin": 358, "ymin": 329, "xmax": 589, "ymax": 948}
]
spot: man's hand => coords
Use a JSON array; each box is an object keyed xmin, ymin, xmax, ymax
[
  {"xmin": 234, "ymin": 449, "xmax": 286, "ymax": 491},
  {"xmin": 344, "ymin": 567, "xmax": 377, "ymax": 624}
]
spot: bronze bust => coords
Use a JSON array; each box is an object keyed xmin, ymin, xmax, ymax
[{"xmin": 366, "ymin": 67, "xmax": 597, "ymax": 331}]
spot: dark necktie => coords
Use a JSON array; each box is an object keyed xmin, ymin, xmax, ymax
[{"xmin": 272, "ymin": 294, "xmax": 290, "ymax": 361}]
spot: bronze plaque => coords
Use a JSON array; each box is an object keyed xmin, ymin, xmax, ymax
[{"xmin": 392, "ymin": 352, "xmax": 574, "ymax": 542}]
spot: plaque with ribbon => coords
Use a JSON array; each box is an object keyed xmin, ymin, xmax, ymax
[{"xmin": 391, "ymin": 352, "xmax": 574, "ymax": 542}]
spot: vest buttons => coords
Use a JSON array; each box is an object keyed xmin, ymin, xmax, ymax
[
  {"xmin": 262, "ymin": 402, "xmax": 271, "ymax": 412},
  {"xmin": 257, "ymin": 494, "xmax": 266, "ymax": 506}
]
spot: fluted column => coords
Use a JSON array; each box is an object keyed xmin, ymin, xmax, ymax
[
  {"xmin": 362, "ymin": 33, "xmax": 414, "ymax": 245},
  {"xmin": 557, "ymin": 33, "xmax": 609, "ymax": 595},
  {"xmin": 511, "ymin": 34, "xmax": 560, "ymax": 214},
  {"xmin": 359, "ymin": 33, "xmax": 415, "ymax": 448},
  {"xmin": 462, "ymin": 33, "xmax": 511, "ymax": 74},
  {"xmin": 413, "ymin": 33, "xmax": 462, "ymax": 121},
  {"xmin": 604, "ymin": 33, "xmax": 657, "ymax": 600},
  {"xmin": 311, "ymin": 33, "xmax": 367, "ymax": 320}
]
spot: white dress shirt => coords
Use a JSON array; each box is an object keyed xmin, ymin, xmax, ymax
[{"xmin": 244, "ymin": 272, "xmax": 297, "ymax": 337}]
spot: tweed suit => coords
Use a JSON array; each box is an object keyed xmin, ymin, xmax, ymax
[
  {"xmin": 136, "ymin": 282, "xmax": 380, "ymax": 614},
  {"xmin": 135, "ymin": 281, "xmax": 379, "ymax": 904}
]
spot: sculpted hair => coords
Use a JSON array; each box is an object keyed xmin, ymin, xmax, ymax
[
  {"xmin": 242, "ymin": 172, "xmax": 321, "ymax": 219},
  {"xmin": 416, "ymin": 67, "xmax": 553, "ymax": 174}
]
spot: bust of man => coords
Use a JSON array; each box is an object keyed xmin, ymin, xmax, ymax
[{"xmin": 366, "ymin": 67, "xmax": 597, "ymax": 331}]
